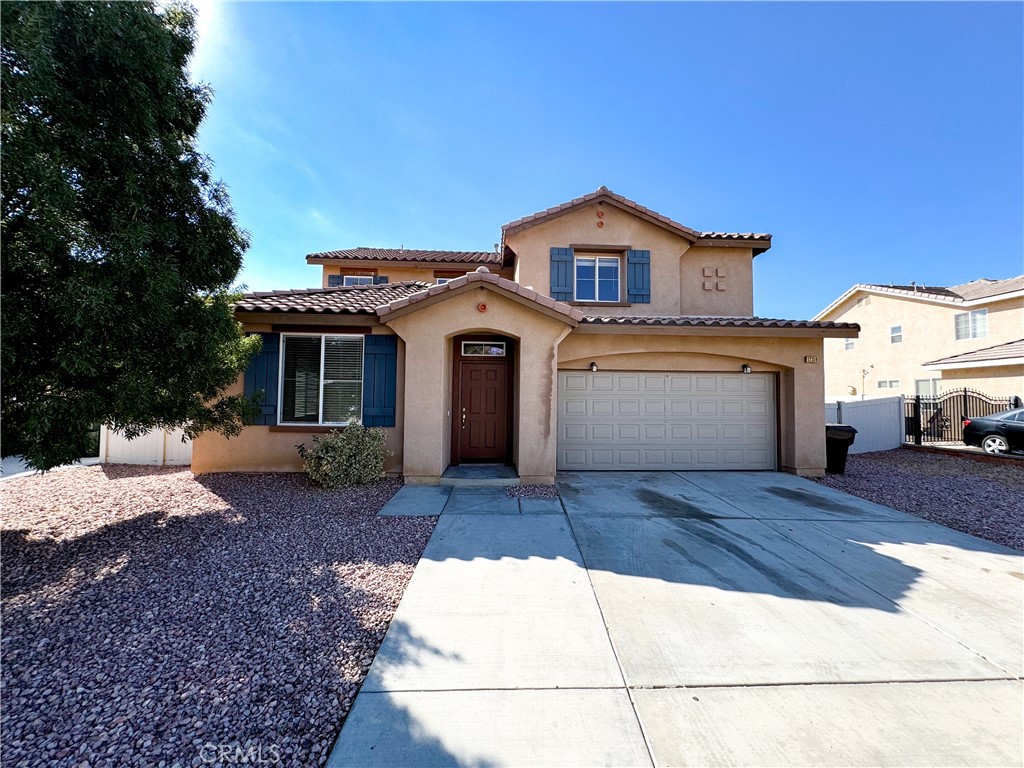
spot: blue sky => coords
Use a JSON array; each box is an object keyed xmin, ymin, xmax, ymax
[{"xmin": 192, "ymin": 2, "xmax": 1023, "ymax": 319}]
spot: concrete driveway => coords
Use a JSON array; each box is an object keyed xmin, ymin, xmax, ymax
[{"xmin": 329, "ymin": 472, "xmax": 1024, "ymax": 767}]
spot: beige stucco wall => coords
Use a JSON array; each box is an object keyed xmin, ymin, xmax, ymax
[
  {"xmin": 384, "ymin": 285, "xmax": 573, "ymax": 485},
  {"xmin": 558, "ymin": 332, "xmax": 828, "ymax": 476},
  {"xmin": 320, "ymin": 263, "xmax": 515, "ymax": 288},
  {"xmin": 505, "ymin": 204, "xmax": 755, "ymax": 316},
  {"xmin": 191, "ymin": 329, "xmax": 406, "ymax": 475},
  {"xmin": 821, "ymin": 292, "xmax": 1024, "ymax": 399},
  {"xmin": 938, "ymin": 365, "xmax": 1024, "ymax": 398}
]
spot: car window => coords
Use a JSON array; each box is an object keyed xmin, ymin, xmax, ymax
[{"xmin": 1010, "ymin": 411, "xmax": 1024, "ymax": 423}]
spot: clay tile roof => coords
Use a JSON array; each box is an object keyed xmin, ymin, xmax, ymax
[
  {"xmin": 233, "ymin": 282, "xmax": 431, "ymax": 314},
  {"xmin": 501, "ymin": 186, "xmax": 771, "ymax": 251},
  {"xmin": 924, "ymin": 338, "xmax": 1024, "ymax": 367},
  {"xmin": 306, "ymin": 247, "xmax": 502, "ymax": 265},
  {"xmin": 375, "ymin": 268, "xmax": 584, "ymax": 323},
  {"xmin": 580, "ymin": 315, "xmax": 859, "ymax": 331}
]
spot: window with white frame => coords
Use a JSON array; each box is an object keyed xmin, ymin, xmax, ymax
[
  {"xmin": 844, "ymin": 338, "xmax": 854, "ymax": 350},
  {"xmin": 915, "ymin": 378, "xmax": 942, "ymax": 396},
  {"xmin": 575, "ymin": 256, "xmax": 620, "ymax": 302},
  {"xmin": 343, "ymin": 275, "xmax": 374, "ymax": 286},
  {"xmin": 855, "ymin": 296, "xmax": 871, "ymax": 308},
  {"xmin": 877, "ymin": 379, "xmax": 900, "ymax": 389},
  {"xmin": 954, "ymin": 308, "xmax": 988, "ymax": 340},
  {"xmin": 279, "ymin": 334, "xmax": 363, "ymax": 425},
  {"xmin": 890, "ymin": 325, "xmax": 903, "ymax": 343}
]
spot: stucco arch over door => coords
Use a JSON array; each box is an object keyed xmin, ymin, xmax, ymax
[{"xmin": 382, "ymin": 285, "xmax": 574, "ymax": 484}]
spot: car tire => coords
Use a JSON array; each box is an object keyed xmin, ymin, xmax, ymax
[{"xmin": 981, "ymin": 435, "xmax": 1009, "ymax": 454}]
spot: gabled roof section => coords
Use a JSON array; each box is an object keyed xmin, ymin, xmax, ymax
[
  {"xmin": 815, "ymin": 274, "xmax": 1024, "ymax": 320},
  {"xmin": 947, "ymin": 275, "xmax": 1024, "ymax": 302},
  {"xmin": 306, "ymin": 247, "xmax": 503, "ymax": 265},
  {"xmin": 234, "ymin": 282, "xmax": 430, "ymax": 314},
  {"xmin": 375, "ymin": 267, "xmax": 583, "ymax": 325},
  {"xmin": 924, "ymin": 338, "xmax": 1024, "ymax": 368},
  {"xmin": 501, "ymin": 186, "xmax": 772, "ymax": 255}
]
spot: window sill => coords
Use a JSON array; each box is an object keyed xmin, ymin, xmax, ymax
[
  {"xmin": 569, "ymin": 301, "xmax": 631, "ymax": 307},
  {"xmin": 269, "ymin": 425, "xmax": 350, "ymax": 433}
]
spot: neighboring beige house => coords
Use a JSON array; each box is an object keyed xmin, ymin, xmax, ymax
[
  {"xmin": 922, "ymin": 339, "xmax": 1024, "ymax": 397},
  {"xmin": 193, "ymin": 187, "xmax": 857, "ymax": 482},
  {"xmin": 815, "ymin": 276, "xmax": 1024, "ymax": 400}
]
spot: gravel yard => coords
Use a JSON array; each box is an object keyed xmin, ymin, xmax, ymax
[
  {"xmin": 815, "ymin": 448, "xmax": 1024, "ymax": 551},
  {"xmin": 0, "ymin": 466, "xmax": 435, "ymax": 767}
]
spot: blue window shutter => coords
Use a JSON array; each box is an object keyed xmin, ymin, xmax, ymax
[
  {"xmin": 243, "ymin": 333, "xmax": 279, "ymax": 425},
  {"xmin": 362, "ymin": 335, "xmax": 398, "ymax": 427},
  {"xmin": 626, "ymin": 250, "xmax": 651, "ymax": 304},
  {"xmin": 373, "ymin": 275, "xmax": 389, "ymax": 284},
  {"xmin": 550, "ymin": 247, "xmax": 574, "ymax": 302}
]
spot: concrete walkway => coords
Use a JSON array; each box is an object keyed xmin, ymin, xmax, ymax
[{"xmin": 329, "ymin": 472, "xmax": 1024, "ymax": 767}]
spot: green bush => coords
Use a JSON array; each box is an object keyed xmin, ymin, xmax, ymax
[{"xmin": 296, "ymin": 424, "xmax": 389, "ymax": 489}]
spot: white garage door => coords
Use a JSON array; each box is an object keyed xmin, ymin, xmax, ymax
[{"xmin": 557, "ymin": 371, "xmax": 776, "ymax": 471}]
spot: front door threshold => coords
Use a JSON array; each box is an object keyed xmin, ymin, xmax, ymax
[{"xmin": 440, "ymin": 464, "xmax": 520, "ymax": 488}]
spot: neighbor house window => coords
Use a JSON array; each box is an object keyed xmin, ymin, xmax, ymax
[
  {"xmin": 877, "ymin": 379, "xmax": 900, "ymax": 389},
  {"xmin": 915, "ymin": 378, "xmax": 942, "ymax": 396},
  {"xmin": 279, "ymin": 334, "xmax": 363, "ymax": 425},
  {"xmin": 844, "ymin": 338, "xmax": 855, "ymax": 350},
  {"xmin": 890, "ymin": 326, "xmax": 903, "ymax": 343},
  {"xmin": 327, "ymin": 274, "xmax": 343, "ymax": 287},
  {"xmin": 575, "ymin": 256, "xmax": 620, "ymax": 302},
  {"xmin": 954, "ymin": 308, "xmax": 987, "ymax": 340},
  {"xmin": 855, "ymin": 296, "xmax": 871, "ymax": 308}
]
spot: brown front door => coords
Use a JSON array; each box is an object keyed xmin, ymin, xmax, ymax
[{"xmin": 456, "ymin": 359, "xmax": 510, "ymax": 462}]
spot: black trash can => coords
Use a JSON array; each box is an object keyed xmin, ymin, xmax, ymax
[{"xmin": 825, "ymin": 424, "xmax": 857, "ymax": 474}]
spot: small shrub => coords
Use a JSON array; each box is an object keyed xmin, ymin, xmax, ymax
[{"xmin": 296, "ymin": 424, "xmax": 389, "ymax": 489}]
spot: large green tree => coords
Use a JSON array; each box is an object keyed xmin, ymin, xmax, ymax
[{"xmin": 2, "ymin": 1, "xmax": 260, "ymax": 470}]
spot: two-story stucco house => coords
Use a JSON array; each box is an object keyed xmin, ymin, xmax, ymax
[
  {"xmin": 815, "ymin": 276, "xmax": 1024, "ymax": 401},
  {"xmin": 192, "ymin": 187, "xmax": 858, "ymax": 482}
]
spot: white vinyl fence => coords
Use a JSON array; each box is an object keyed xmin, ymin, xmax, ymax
[
  {"xmin": 824, "ymin": 396, "xmax": 903, "ymax": 454},
  {"xmin": 100, "ymin": 427, "xmax": 192, "ymax": 466}
]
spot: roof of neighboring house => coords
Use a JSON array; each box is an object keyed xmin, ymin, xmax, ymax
[
  {"xmin": 815, "ymin": 274, "xmax": 1024, "ymax": 319},
  {"xmin": 306, "ymin": 247, "xmax": 503, "ymax": 265},
  {"xmin": 924, "ymin": 338, "xmax": 1024, "ymax": 367},
  {"xmin": 946, "ymin": 275, "xmax": 1024, "ymax": 301},
  {"xmin": 500, "ymin": 186, "xmax": 773, "ymax": 254},
  {"xmin": 234, "ymin": 282, "xmax": 431, "ymax": 314},
  {"xmin": 580, "ymin": 315, "xmax": 859, "ymax": 331},
  {"xmin": 374, "ymin": 267, "xmax": 584, "ymax": 323}
]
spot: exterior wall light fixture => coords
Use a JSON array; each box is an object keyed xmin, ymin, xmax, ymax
[
  {"xmin": 590, "ymin": 362, "xmax": 598, "ymax": 372},
  {"xmin": 741, "ymin": 364, "xmax": 752, "ymax": 374}
]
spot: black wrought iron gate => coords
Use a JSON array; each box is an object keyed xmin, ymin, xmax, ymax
[{"xmin": 904, "ymin": 389, "xmax": 1020, "ymax": 444}]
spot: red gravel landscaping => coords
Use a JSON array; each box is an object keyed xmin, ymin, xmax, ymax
[
  {"xmin": 0, "ymin": 466, "xmax": 436, "ymax": 767},
  {"xmin": 815, "ymin": 448, "xmax": 1024, "ymax": 551}
]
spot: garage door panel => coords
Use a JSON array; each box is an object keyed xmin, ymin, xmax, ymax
[{"xmin": 558, "ymin": 371, "xmax": 776, "ymax": 471}]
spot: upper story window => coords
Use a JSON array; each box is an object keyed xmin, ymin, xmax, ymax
[
  {"xmin": 844, "ymin": 338, "xmax": 854, "ymax": 350},
  {"xmin": 878, "ymin": 379, "xmax": 900, "ymax": 389},
  {"xmin": 327, "ymin": 274, "xmax": 377, "ymax": 287},
  {"xmin": 279, "ymin": 334, "xmax": 363, "ymax": 425},
  {"xmin": 343, "ymin": 275, "xmax": 374, "ymax": 286},
  {"xmin": 890, "ymin": 325, "xmax": 903, "ymax": 343},
  {"xmin": 954, "ymin": 308, "xmax": 987, "ymax": 340},
  {"xmin": 855, "ymin": 296, "xmax": 871, "ymax": 308},
  {"xmin": 575, "ymin": 256, "xmax": 620, "ymax": 302}
]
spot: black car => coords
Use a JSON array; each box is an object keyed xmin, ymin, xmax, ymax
[{"xmin": 962, "ymin": 408, "xmax": 1024, "ymax": 454}]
